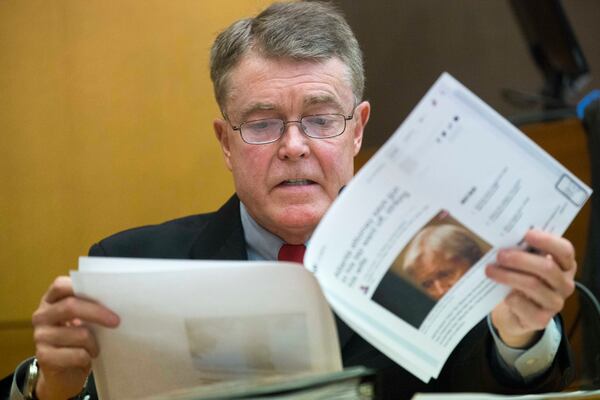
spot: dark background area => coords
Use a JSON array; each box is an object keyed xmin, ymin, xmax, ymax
[{"xmin": 334, "ymin": 0, "xmax": 600, "ymax": 148}]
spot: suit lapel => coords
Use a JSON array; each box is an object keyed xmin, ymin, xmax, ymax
[{"xmin": 189, "ymin": 195, "xmax": 247, "ymax": 261}]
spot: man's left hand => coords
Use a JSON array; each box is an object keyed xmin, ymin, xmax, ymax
[{"xmin": 487, "ymin": 229, "xmax": 576, "ymax": 348}]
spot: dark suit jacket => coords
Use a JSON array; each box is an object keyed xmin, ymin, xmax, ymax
[{"xmin": 1, "ymin": 194, "xmax": 574, "ymax": 400}]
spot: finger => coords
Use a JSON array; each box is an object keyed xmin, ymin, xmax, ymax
[
  {"xmin": 505, "ymin": 291, "xmax": 554, "ymax": 331},
  {"xmin": 32, "ymin": 296, "xmax": 120, "ymax": 328},
  {"xmin": 34, "ymin": 326, "xmax": 100, "ymax": 358},
  {"xmin": 36, "ymin": 344, "xmax": 93, "ymax": 371},
  {"xmin": 496, "ymin": 250, "xmax": 574, "ymax": 298},
  {"xmin": 486, "ymin": 264, "xmax": 565, "ymax": 314},
  {"xmin": 524, "ymin": 230, "xmax": 576, "ymax": 273},
  {"xmin": 492, "ymin": 297, "xmax": 526, "ymax": 332},
  {"xmin": 43, "ymin": 276, "xmax": 75, "ymax": 304}
]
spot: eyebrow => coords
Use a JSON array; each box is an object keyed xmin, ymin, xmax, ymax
[
  {"xmin": 303, "ymin": 94, "xmax": 344, "ymax": 111},
  {"xmin": 235, "ymin": 95, "xmax": 346, "ymax": 123},
  {"xmin": 237, "ymin": 102, "xmax": 277, "ymax": 122}
]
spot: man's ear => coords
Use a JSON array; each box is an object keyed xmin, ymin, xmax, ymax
[
  {"xmin": 352, "ymin": 100, "xmax": 370, "ymax": 156},
  {"xmin": 213, "ymin": 119, "xmax": 233, "ymax": 171}
]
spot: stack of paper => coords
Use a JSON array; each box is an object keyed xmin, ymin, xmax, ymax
[{"xmin": 72, "ymin": 259, "xmax": 342, "ymax": 399}]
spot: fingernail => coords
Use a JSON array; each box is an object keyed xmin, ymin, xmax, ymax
[{"xmin": 109, "ymin": 313, "xmax": 120, "ymax": 326}]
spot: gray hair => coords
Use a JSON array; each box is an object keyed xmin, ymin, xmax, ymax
[
  {"xmin": 403, "ymin": 224, "xmax": 483, "ymax": 272},
  {"xmin": 210, "ymin": 1, "xmax": 364, "ymax": 112}
]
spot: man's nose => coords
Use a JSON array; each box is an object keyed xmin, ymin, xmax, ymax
[{"xmin": 277, "ymin": 121, "xmax": 310, "ymax": 160}]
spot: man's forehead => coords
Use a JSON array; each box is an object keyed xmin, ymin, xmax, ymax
[
  {"xmin": 407, "ymin": 251, "xmax": 441, "ymax": 274},
  {"xmin": 223, "ymin": 54, "xmax": 353, "ymax": 113}
]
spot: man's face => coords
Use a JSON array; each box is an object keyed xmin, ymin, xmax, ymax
[
  {"xmin": 406, "ymin": 253, "xmax": 471, "ymax": 300},
  {"xmin": 214, "ymin": 54, "xmax": 370, "ymax": 244}
]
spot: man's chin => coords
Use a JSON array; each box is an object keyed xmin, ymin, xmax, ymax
[
  {"xmin": 271, "ymin": 206, "xmax": 325, "ymax": 240},
  {"xmin": 278, "ymin": 212, "xmax": 321, "ymax": 230}
]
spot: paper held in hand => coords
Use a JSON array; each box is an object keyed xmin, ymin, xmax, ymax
[
  {"xmin": 72, "ymin": 72, "xmax": 591, "ymax": 399},
  {"xmin": 303, "ymin": 72, "xmax": 591, "ymax": 382},
  {"xmin": 72, "ymin": 260, "xmax": 343, "ymax": 400}
]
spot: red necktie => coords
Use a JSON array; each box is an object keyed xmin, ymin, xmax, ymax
[{"xmin": 277, "ymin": 244, "xmax": 306, "ymax": 263}]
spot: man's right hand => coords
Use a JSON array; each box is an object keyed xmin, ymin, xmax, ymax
[{"xmin": 31, "ymin": 276, "xmax": 120, "ymax": 400}]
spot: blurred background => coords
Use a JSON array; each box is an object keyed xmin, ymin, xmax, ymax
[{"xmin": 1, "ymin": 0, "xmax": 599, "ymax": 384}]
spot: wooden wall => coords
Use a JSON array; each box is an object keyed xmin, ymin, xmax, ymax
[{"xmin": 0, "ymin": 0, "xmax": 272, "ymax": 378}]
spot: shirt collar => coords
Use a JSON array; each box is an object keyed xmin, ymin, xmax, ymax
[{"xmin": 240, "ymin": 202, "xmax": 284, "ymax": 261}]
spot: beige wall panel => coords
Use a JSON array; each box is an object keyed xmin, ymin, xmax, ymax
[{"xmin": 0, "ymin": 0, "xmax": 272, "ymax": 375}]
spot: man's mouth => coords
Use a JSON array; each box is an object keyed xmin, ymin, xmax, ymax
[{"xmin": 280, "ymin": 179, "xmax": 315, "ymax": 186}]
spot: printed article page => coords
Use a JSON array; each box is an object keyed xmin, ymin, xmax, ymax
[{"xmin": 304, "ymin": 72, "xmax": 591, "ymax": 382}]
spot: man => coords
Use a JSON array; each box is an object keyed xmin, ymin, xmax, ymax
[
  {"xmin": 4, "ymin": 2, "xmax": 576, "ymax": 399},
  {"xmin": 401, "ymin": 224, "xmax": 485, "ymax": 300}
]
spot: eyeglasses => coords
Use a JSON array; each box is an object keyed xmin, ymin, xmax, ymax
[{"xmin": 230, "ymin": 110, "xmax": 355, "ymax": 145}]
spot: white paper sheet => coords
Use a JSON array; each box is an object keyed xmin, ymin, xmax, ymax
[{"xmin": 72, "ymin": 258, "xmax": 342, "ymax": 400}]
